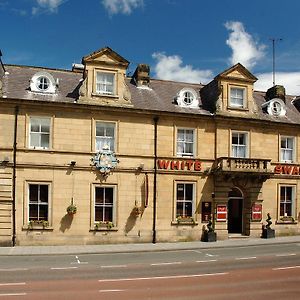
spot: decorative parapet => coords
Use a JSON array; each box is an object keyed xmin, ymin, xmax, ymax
[{"xmin": 214, "ymin": 157, "xmax": 272, "ymax": 174}]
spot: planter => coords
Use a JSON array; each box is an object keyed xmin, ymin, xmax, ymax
[
  {"xmin": 28, "ymin": 220, "xmax": 49, "ymax": 229},
  {"xmin": 94, "ymin": 221, "xmax": 114, "ymax": 230},
  {"xmin": 67, "ymin": 204, "xmax": 77, "ymax": 215}
]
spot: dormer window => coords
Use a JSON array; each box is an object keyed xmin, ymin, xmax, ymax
[
  {"xmin": 229, "ymin": 87, "xmax": 245, "ymax": 108},
  {"xmin": 262, "ymin": 98, "xmax": 286, "ymax": 117},
  {"xmin": 176, "ymin": 88, "xmax": 199, "ymax": 108},
  {"xmin": 37, "ymin": 76, "xmax": 50, "ymax": 91},
  {"xmin": 30, "ymin": 72, "xmax": 56, "ymax": 94},
  {"xmin": 183, "ymin": 91, "xmax": 194, "ymax": 105},
  {"xmin": 96, "ymin": 71, "xmax": 115, "ymax": 95}
]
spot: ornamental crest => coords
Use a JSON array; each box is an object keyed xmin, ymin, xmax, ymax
[{"xmin": 91, "ymin": 146, "xmax": 119, "ymax": 174}]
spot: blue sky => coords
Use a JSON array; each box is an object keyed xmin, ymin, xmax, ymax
[{"xmin": 1, "ymin": 0, "xmax": 300, "ymax": 95}]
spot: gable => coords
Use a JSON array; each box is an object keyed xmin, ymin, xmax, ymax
[
  {"xmin": 82, "ymin": 47, "xmax": 129, "ymax": 68},
  {"xmin": 216, "ymin": 63, "xmax": 257, "ymax": 83}
]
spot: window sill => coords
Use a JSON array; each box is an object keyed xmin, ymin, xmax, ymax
[
  {"xmin": 276, "ymin": 221, "xmax": 297, "ymax": 225},
  {"xmin": 227, "ymin": 106, "xmax": 249, "ymax": 111},
  {"xmin": 22, "ymin": 225, "xmax": 53, "ymax": 231},
  {"xmin": 90, "ymin": 227, "xmax": 118, "ymax": 232},
  {"xmin": 92, "ymin": 93, "xmax": 118, "ymax": 99},
  {"xmin": 171, "ymin": 221, "xmax": 198, "ymax": 226}
]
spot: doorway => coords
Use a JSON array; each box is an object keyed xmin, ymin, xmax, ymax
[{"xmin": 228, "ymin": 188, "xmax": 243, "ymax": 234}]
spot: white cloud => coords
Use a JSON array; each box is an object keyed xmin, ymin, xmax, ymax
[
  {"xmin": 255, "ymin": 72, "xmax": 300, "ymax": 96},
  {"xmin": 225, "ymin": 21, "xmax": 266, "ymax": 69},
  {"xmin": 102, "ymin": 0, "xmax": 143, "ymax": 15},
  {"xmin": 152, "ymin": 52, "xmax": 213, "ymax": 84},
  {"xmin": 32, "ymin": 0, "xmax": 64, "ymax": 15}
]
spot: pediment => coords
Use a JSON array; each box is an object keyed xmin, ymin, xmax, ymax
[
  {"xmin": 82, "ymin": 47, "xmax": 129, "ymax": 67},
  {"xmin": 216, "ymin": 63, "xmax": 257, "ymax": 83}
]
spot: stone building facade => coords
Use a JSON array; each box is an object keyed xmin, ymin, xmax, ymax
[{"xmin": 0, "ymin": 47, "xmax": 300, "ymax": 246}]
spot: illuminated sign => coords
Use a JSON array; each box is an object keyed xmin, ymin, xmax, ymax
[{"xmin": 157, "ymin": 159, "xmax": 201, "ymax": 171}]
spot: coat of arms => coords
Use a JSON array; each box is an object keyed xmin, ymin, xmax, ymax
[{"xmin": 91, "ymin": 145, "xmax": 119, "ymax": 174}]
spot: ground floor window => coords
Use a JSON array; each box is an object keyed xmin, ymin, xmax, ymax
[
  {"xmin": 94, "ymin": 186, "xmax": 115, "ymax": 223},
  {"xmin": 176, "ymin": 183, "xmax": 195, "ymax": 218},
  {"xmin": 28, "ymin": 184, "xmax": 49, "ymax": 222},
  {"xmin": 279, "ymin": 185, "xmax": 295, "ymax": 218}
]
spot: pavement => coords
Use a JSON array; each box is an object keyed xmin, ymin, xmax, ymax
[{"xmin": 0, "ymin": 235, "xmax": 299, "ymax": 256}]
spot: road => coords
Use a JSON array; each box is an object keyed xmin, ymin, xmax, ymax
[{"xmin": 0, "ymin": 242, "xmax": 300, "ymax": 299}]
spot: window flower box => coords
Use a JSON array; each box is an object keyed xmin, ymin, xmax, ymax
[
  {"xmin": 94, "ymin": 221, "xmax": 114, "ymax": 230},
  {"xmin": 28, "ymin": 220, "xmax": 49, "ymax": 229},
  {"xmin": 176, "ymin": 216, "xmax": 196, "ymax": 225}
]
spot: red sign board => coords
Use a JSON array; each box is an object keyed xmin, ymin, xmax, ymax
[
  {"xmin": 274, "ymin": 164, "xmax": 300, "ymax": 175},
  {"xmin": 251, "ymin": 203, "xmax": 262, "ymax": 221},
  {"xmin": 216, "ymin": 205, "xmax": 227, "ymax": 222},
  {"xmin": 157, "ymin": 159, "xmax": 201, "ymax": 171}
]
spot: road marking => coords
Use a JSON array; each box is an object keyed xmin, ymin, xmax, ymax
[
  {"xmin": 273, "ymin": 265, "xmax": 300, "ymax": 271},
  {"xmin": 151, "ymin": 262, "xmax": 182, "ymax": 266},
  {"xmin": 98, "ymin": 272, "xmax": 228, "ymax": 283},
  {"xmin": 71, "ymin": 256, "xmax": 88, "ymax": 265},
  {"xmin": 99, "ymin": 290, "xmax": 124, "ymax": 293},
  {"xmin": 0, "ymin": 268, "xmax": 28, "ymax": 272},
  {"xmin": 196, "ymin": 260, "xmax": 217, "ymax": 263},
  {"xmin": 235, "ymin": 257, "xmax": 257, "ymax": 260},
  {"xmin": 192, "ymin": 250, "xmax": 202, "ymax": 254},
  {"xmin": 0, "ymin": 283, "xmax": 26, "ymax": 287},
  {"xmin": 0, "ymin": 293, "xmax": 27, "ymax": 297},
  {"xmin": 276, "ymin": 253, "xmax": 296, "ymax": 257},
  {"xmin": 100, "ymin": 265, "xmax": 127, "ymax": 268},
  {"xmin": 205, "ymin": 253, "xmax": 218, "ymax": 257},
  {"xmin": 51, "ymin": 267, "xmax": 78, "ymax": 270}
]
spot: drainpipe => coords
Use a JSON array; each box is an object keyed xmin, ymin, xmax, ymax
[
  {"xmin": 152, "ymin": 116, "xmax": 159, "ymax": 244},
  {"xmin": 12, "ymin": 106, "xmax": 19, "ymax": 246}
]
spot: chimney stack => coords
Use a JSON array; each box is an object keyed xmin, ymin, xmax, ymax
[
  {"xmin": 133, "ymin": 64, "xmax": 150, "ymax": 87},
  {"xmin": 265, "ymin": 85, "xmax": 286, "ymax": 102}
]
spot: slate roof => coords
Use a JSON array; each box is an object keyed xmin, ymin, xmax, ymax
[{"xmin": 1, "ymin": 64, "xmax": 300, "ymax": 125}]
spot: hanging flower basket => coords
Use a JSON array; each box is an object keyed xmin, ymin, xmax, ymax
[
  {"xmin": 67, "ymin": 204, "xmax": 77, "ymax": 215},
  {"xmin": 133, "ymin": 206, "xmax": 142, "ymax": 217}
]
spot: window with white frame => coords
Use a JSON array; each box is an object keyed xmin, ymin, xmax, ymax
[
  {"xmin": 94, "ymin": 186, "xmax": 115, "ymax": 223},
  {"xmin": 29, "ymin": 117, "xmax": 50, "ymax": 149},
  {"xmin": 177, "ymin": 128, "xmax": 195, "ymax": 157},
  {"xmin": 232, "ymin": 132, "xmax": 248, "ymax": 158},
  {"xmin": 230, "ymin": 87, "xmax": 245, "ymax": 108},
  {"xmin": 279, "ymin": 186, "xmax": 295, "ymax": 218},
  {"xmin": 280, "ymin": 136, "xmax": 295, "ymax": 163},
  {"xmin": 96, "ymin": 72, "xmax": 115, "ymax": 95},
  {"xmin": 96, "ymin": 122, "xmax": 115, "ymax": 151},
  {"xmin": 28, "ymin": 184, "xmax": 49, "ymax": 222},
  {"xmin": 176, "ymin": 183, "xmax": 195, "ymax": 218}
]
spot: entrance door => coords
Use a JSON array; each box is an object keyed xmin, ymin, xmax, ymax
[{"xmin": 228, "ymin": 188, "xmax": 243, "ymax": 234}]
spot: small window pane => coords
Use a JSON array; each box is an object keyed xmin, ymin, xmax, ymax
[
  {"xmin": 29, "ymin": 185, "xmax": 39, "ymax": 202},
  {"xmin": 39, "ymin": 185, "xmax": 48, "ymax": 203},
  {"xmin": 41, "ymin": 134, "xmax": 49, "ymax": 148}
]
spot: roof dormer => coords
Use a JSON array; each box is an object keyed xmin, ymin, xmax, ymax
[
  {"xmin": 79, "ymin": 47, "xmax": 132, "ymax": 106},
  {"xmin": 200, "ymin": 63, "xmax": 257, "ymax": 114},
  {"xmin": 30, "ymin": 71, "xmax": 57, "ymax": 94}
]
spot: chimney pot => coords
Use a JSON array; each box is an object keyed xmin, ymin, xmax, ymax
[{"xmin": 133, "ymin": 64, "xmax": 150, "ymax": 87}]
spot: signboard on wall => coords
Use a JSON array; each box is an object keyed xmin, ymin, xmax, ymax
[
  {"xmin": 251, "ymin": 203, "xmax": 262, "ymax": 221},
  {"xmin": 157, "ymin": 159, "xmax": 202, "ymax": 171},
  {"xmin": 216, "ymin": 205, "xmax": 227, "ymax": 222},
  {"xmin": 274, "ymin": 164, "xmax": 300, "ymax": 175}
]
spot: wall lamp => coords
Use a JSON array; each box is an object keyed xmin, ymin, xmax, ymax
[
  {"xmin": 1, "ymin": 156, "xmax": 9, "ymax": 164},
  {"xmin": 70, "ymin": 160, "xmax": 76, "ymax": 166}
]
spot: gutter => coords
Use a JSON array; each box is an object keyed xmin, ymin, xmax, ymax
[
  {"xmin": 12, "ymin": 106, "xmax": 19, "ymax": 246},
  {"xmin": 152, "ymin": 116, "xmax": 159, "ymax": 244}
]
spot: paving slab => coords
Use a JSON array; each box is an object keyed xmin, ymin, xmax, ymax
[{"xmin": 0, "ymin": 236, "xmax": 299, "ymax": 256}]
